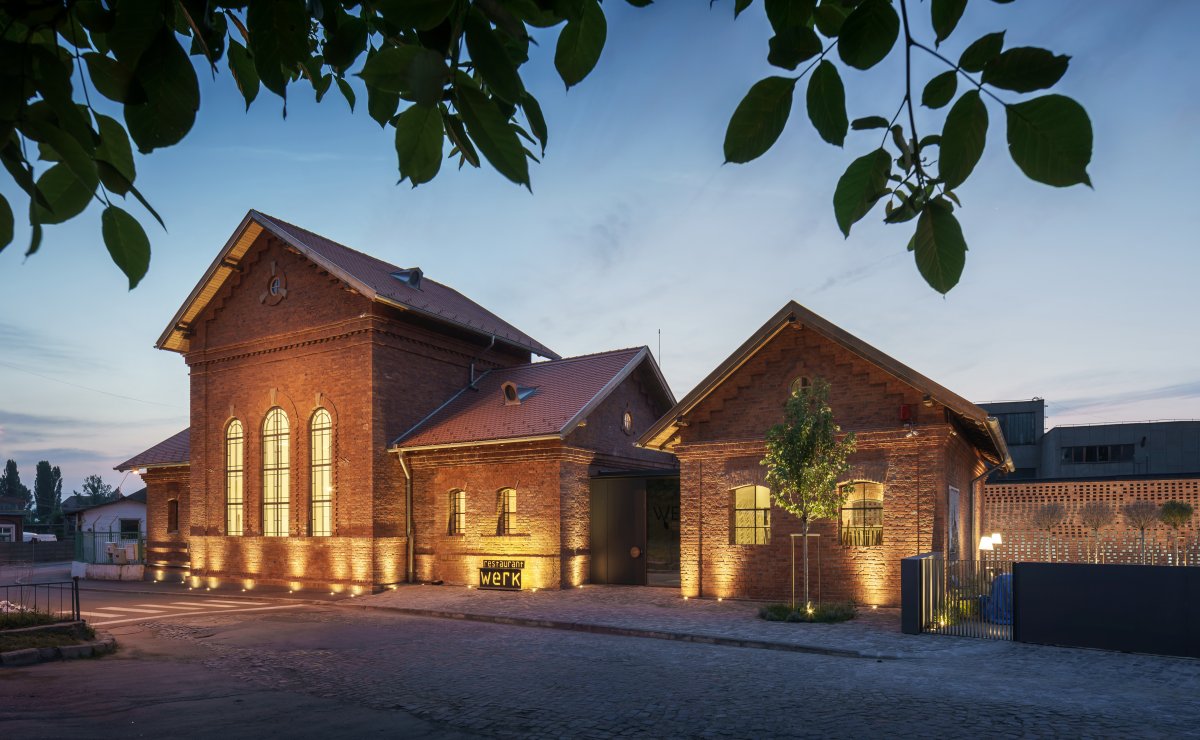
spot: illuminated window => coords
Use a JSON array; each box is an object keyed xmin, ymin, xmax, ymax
[
  {"xmin": 225, "ymin": 419, "xmax": 244, "ymax": 536},
  {"xmin": 622, "ymin": 411, "xmax": 633, "ymax": 435},
  {"xmin": 449, "ymin": 489, "xmax": 466, "ymax": 535},
  {"xmin": 789, "ymin": 376, "xmax": 811, "ymax": 397},
  {"xmin": 497, "ymin": 488, "xmax": 517, "ymax": 535},
  {"xmin": 167, "ymin": 499, "xmax": 179, "ymax": 533},
  {"xmin": 262, "ymin": 408, "xmax": 290, "ymax": 537},
  {"xmin": 310, "ymin": 408, "xmax": 333, "ymax": 537},
  {"xmin": 840, "ymin": 482, "xmax": 883, "ymax": 547},
  {"xmin": 732, "ymin": 485, "xmax": 771, "ymax": 545}
]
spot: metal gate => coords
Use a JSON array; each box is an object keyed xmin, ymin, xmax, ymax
[{"xmin": 902, "ymin": 552, "xmax": 1012, "ymax": 640}]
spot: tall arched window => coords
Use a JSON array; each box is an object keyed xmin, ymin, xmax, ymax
[
  {"xmin": 449, "ymin": 489, "xmax": 466, "ymax": 535},
  {"xmin": 840, "ymin": 482, "xmax": 883, "ymax": 547},
  {"xmin": 497, "ymin": 488, "xmax": 517, "ymax": 535},
  {"xmin": 310, "ymin": 408, "xmax": 333, "ymax": 537},
  {"xmin": 225, "ymin": 419, "xmax": 244, "ymax": 536},
  {"xmin": 732, "ymin": 484, "xmax": 771, "ymax": 544},
  {"xmin": 262, "ymin": 408, "xmax": 290, "ymax": 537}
]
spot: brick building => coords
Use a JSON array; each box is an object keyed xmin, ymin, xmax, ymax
[
  {"xmin": 117, "ymin": 211, "xmax": 674, "ymax": 593},
  {"xmin": 638, "ymin": 303, "xmax": 1012, "ymax": 606}
]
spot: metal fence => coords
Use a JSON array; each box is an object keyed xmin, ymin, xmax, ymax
[
  {"xmin": 905, "ymin": 552, "xmax": 1013, "ymax": 640},
  {"xmin": 74, "ymin": 529, "xmax": 145, "ymax": 565},
  {"xmin": 0, "ymin": 579, "xmax": 80, "ymax": 624}
]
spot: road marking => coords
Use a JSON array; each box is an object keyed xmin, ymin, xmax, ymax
[
  {"xmin": 199, "ymin": 599, "xmax": 268, "ymax": 606},
  {"xmin": 88, "ymin": 603, "xmax": 302, "ymax": 627},
  {"xmin": 81, "ymin": 611, "xmax": 137, "ymax": 618},
  {"xmin": 136, "ymin": 604, "xmax": 198, "ymax": 610},
  {"xmin": 84, "ymin": 606, "xmax": 162, "ymax": 614},
  {"xmin": 168, "ymin": 601, "xmax": 239, "ymax": 608}
]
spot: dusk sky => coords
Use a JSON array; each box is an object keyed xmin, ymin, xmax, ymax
[{"xmin": 1, "ymin": 1, "xmax": 1198, "ymax": 495}]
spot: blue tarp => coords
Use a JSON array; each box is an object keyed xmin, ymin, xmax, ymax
[{"xmin": 983, "ymin": 572, "xmax": 1013, "ymax": 625}]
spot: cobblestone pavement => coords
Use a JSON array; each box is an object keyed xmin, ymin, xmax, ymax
[
  {"xmin": 128, "ymin": 605, "xmax": 1200, "ymax": 737},
  {"xmin": 352, "ymin": 584, "xmax": 995, "ymax": 658}
]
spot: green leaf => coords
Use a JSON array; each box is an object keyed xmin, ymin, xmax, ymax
[
  {"xmin": 723, "ymin": 76, "xmax": 796, "ymax": 164},
  {"xmin": 806, "ymin": 61, "xmax": 846, "ymax": 147},
  {"xmin": 555, "ymin": 0, "xmax": 607, "ymax": 88},
  {"xmin": 768, "ymin": 25, "xmax": 822, "ymax": 71},
  {"xmin": 247, "ymin": 0, "xmax": 310, "ymax": 97},
  {"xmin": 833, "ymin": 148, "xmax": 891, "ymax": 237},
  {"xmin": 735, "ymin": 0, "xmax": 753, "ymax": 17},
  {"xmin": 106, "ymin": 3, "xmax": 164, "ymax": 68},
  {"xmin": 851, "ymin": 116, "xmax": 889, "ymax": 130},
  {"xmin": 765, "ymin": 0, "xmax": 816, "ymax": 31},
  {"xmin": 931, "ymin": 0, "xmax": 967, "ymax": 47},
  {"xmin": 97, "ymin": 160, "xmax": 132, "ymax": 196},
  {"xmin": 322, "ymin": 16, "xmax": 368, "ymax": 72},
  {"xmin": 367, "ymin": 83, "xmax": 401, "ymax": 127},
  {"xmin": 394, "ymin": 104, "xmax": 444, "ymax": 186},
  {"xmin": 336, "ymin": 77, "xmax": 356, "ymax": 111},
  {"xmin": 227, "ymin": 39, "xmax": 260, "ymax": 110},
  {"xmin": 939, "ymin": 89, "xmax": 987, "ymax": 190},
  {"xmin": 101, "ymin": 205, "xmax": 151, "ymax": 289},
  {"xmin": 921, "ymin": 71, "xmax": 957, "ymax": 109},
  {"xmin": 358, "ymin": 45, "xmax": 449, "ymax": 106},
  {"xmin": 94, "ymin": 114, "xmax": 135, "ymax": 183},
  {"xmin": 32, "ymin": 163, "xmax": 95, "ymax": 225},
  {"xmin": 813, "ymin": 1, "xmax": 851, "ymax": 37},
  {"xmin": 466, "ymin": 11, "xmax": 525, "ymax": 104},
  {"xmin": 837, "ymin": 0, "xmax": 899, "ymax": 70},
  {"xmin": 522, "ymin": 93, "xmax": 548, "ymax": 155},
  {"xmin": 982, "ymin": 47, "xmax": 1070, "ymax": 93},
  {"xmin": 375, "ymin": 0, "xmax": 456, "ymax": 30},
  {"xmin": 17, "ymin": 119, "xmax": 97, "ymax": 190},
  {"xmin": 83, "ymin": 53, "xmax": 137, "ymax": 104},
  {"xmin": 959, "ymin": 31, "xmax": 1004, "ymax": 73},
  {"xmin": 455, "ymin": 84, "xmax": 530, "ymax": 187},
  {"xmin": 0, "ymin": 194, "xmax": 12, "ymax": 251},
  {"xmin": 1006, "ymin": 94, "xmax": 1092, "ymax": 187},
  {"xmin": 913, "ymin": 200, "xmax": 967, "ymax": 294},
  {"xmin": 125, "ymin": 30, "xmax": 200, "ymax": 153}
]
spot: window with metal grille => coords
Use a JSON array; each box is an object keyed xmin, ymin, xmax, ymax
[
  {"xmin": 449, "ymin": 489, "xmax": 466, "ymax": 535},
  {"xmin": 119, "ymin": 518, "xmax": 141, "ymax": 540},
  {"xmin": 497, "ymin": 488, "xmax": 517, "ymax": 535},
  {"xmin": 262, "ymin": 407, "xmax": 290, "ymax": 537},
  {"xmin": 310, "ymin": 409, "xmax": 333, "ymax": 537},
  {"xmin": 839, "ymin": 482, "xmax": 883, "ymax": 547},
  {"xmin": 732, "ymin": 484, "xmax": 771, "ymax": 545},
  {"xmin": 225, "ymin": 419, "xmax": 244, "ymax": 536}
]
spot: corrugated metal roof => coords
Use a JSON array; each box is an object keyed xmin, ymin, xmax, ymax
[
  {"xmin": 157, "ymin": 210, "xmax": 557, "ymax": 359},
  {"xmin": 115, "ymin": 429, "xmax": 190, "ymax": 471},
  {"xmin": 394, "ymin": 347, "xmax": 660, "ymax": 449}
]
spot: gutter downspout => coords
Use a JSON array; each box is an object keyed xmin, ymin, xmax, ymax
[
  {"xmin": 397, "ymin": 450, "xmax": 414, "ymax": 583},
  {"xmin": 468, "ymin": 334, "xmax": 496, "ymax": 386}
]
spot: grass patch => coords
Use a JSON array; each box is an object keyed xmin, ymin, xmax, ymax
[
  {"xmin": 759, "ymin": 602, "xmax": 858, "ymax": 623},
  {"xmin": 0, "ymin": 631, "xmax": 85, "ymax": 651},
  {"xmin": 0, "ymin": 611, "xmax": 58, "ymax": 630}
]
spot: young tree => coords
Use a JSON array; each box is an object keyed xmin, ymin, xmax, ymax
[
  {"xmin": 33, "ymin": 460, "xmax": 63, "ymax": 523},
  {"xmin": 76, "ymin": 475, "xmax": 117, "ymax": 506},
  {"xmin": 762, "ymin": 377, "xmax": 856, "ymax": 610},
  {"xmin": 0, "ymin": 459, "xmax": 33, "ymax": 511},
  {"xmin": 1123, "ymin": 501, "xmax": 1160, "ymax": 565},
  {"xmin": 1159, "ymin": 500, "xmax": 1194, "ymax": 566},
  {"xmin": 1077, "ymin": 501, "xmax": 1115, "ymax": 564},
  {"xmin": 0, "ymin": 2, "xmax": 1091, "ymax": 294},
  {"xmin": 1029, "ymin": 502, "xmax": 1066, "ymax": 562}
]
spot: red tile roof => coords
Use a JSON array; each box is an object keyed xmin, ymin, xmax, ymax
[
  {"xmin": 115, "ymin": 429, "xmax": 190, "ymax": 471},
  {"xmin": 394, "ymin": 347, "xmax": 667, "ymax": 449},
  {"xmin": 253, "ymin": 212, "xmax": 557, "ymax": 359}
]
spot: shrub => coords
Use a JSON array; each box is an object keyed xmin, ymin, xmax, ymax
[
  {"xmin": 758, "ymin": 602, "xmax": 857, "ymax": 623},
  {"xmin": 0, "ymin": 609, "xmax": 58, "ymax": 630}
]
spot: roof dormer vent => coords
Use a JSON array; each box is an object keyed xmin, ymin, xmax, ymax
[
  {"xmin": 501, "ymin": 381, "xmax": 536, "ymax": 406},
  {"xmin": 391, "ymin": 267, "xmax": 423, "ymax": 289}
]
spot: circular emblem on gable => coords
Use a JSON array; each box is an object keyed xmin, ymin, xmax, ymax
[{"xmin": 260, "ymin": 265, "xmax": 288, "ymax": 305}]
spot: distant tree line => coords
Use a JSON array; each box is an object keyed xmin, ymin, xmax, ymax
[{"xmin": 0, "ymin": 459, "xmax": 119, "ymax": 525}]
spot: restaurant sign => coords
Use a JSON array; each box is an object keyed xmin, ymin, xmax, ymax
[{"xmin": 479, "ymin": 559, "xmax": 525, "ymax": 590}]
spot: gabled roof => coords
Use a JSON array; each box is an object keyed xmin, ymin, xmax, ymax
[
  {"xmin": 156, "ymin": 210, "xmax": 558, "ymax": 359},
  {"xmin": 71, "ymin": 488, "xmax": 147, "ymax": 515},
  {"xmin": 115, "ymin": 429, "xmax": 190, "ymax": 471},
  {"xmin": 391, "ymin": 347, "xmax": 674, "ymax": 451},
  {"xmin": 637, "ymin": 301, "xmax": 1012, "ymax": 469}
]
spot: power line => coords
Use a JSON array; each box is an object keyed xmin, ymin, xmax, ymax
[{"xmin": 0, "ymin": 360, "xmax": 180, "ymax": 409}]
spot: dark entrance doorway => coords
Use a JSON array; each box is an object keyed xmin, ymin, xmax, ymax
[{"xmin": 589, "ymin": 473, "xmax": 679, "ymax": 586}]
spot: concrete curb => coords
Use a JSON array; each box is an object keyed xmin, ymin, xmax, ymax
[
  {"xmin": 0, "ymin": 631, "xmax": 116, "ymax": 667},
  {"xmin": 341, "ymin": 602, "xmax": 899, "ymax": 660}
]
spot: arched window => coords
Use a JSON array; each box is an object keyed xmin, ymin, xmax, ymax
[
  {"xmin": 840, "ymin": 482, "xmax": 883, "ymax": 547},
  {"xmin": 732, "ymin": 484, "xmax": 771, "ymax": 545},
  {"xmin": 225, "ymin": 419, "xmax": 244, "ymax": 536},
  {"xmin": 262, "ymin": 408, "xmax": 290, "ymax": 537},
  {"xmin": 497, "ymin": 488, "xmax": 517, "ymax": 535},
  {"xmin": 167, "ymin": 498, "xmax": 179, "ymax": 534},
  {"xmin": 789, "ymin": 376, "xmax": 811, "ymax": 397},
  {"xmin": 310, "ymin": 408, "xmax": 333, "ymax": 537},
  {"xmin": 449, "ymin": 489, "xmax": 466, "ymax": 535}
]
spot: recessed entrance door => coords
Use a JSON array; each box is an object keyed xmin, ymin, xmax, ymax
[{"xmin": 589, "ymin": 478, "xmax": 647, "ymax": 585}]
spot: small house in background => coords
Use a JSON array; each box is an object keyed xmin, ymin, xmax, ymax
[
  {"xmin": 638, "ymin": 302, "xmax": 1012, "ymax": 607},
  {"xmin": 69, "ymin": 489, "xmax": 147, "ymax": 581},
  {"xmin": 72, "ymin": 488, "xmax": 147, "ymax": 540},
  {"xmin": 0, "ymin": 496, "xmax": 25, "ymax": 543}
]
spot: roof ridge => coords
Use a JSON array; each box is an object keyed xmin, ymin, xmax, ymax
[
  {"xmin": 253, "ymin": 211, "xmax": 406, "ymax": 274},
  {"xmin": 518, "ymin": 346, "xmax": 645, "ymax": 369}
]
